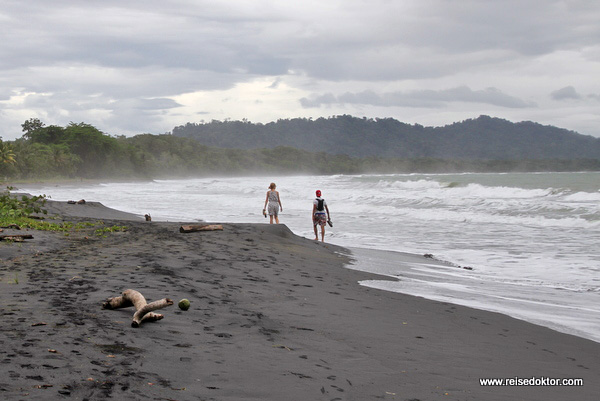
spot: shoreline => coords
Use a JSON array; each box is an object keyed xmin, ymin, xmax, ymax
[
  {"xmin": 346, "ymin": 247, "xmax": 600, "ymax": 345},
  {"xmin": 1, "ymin": 199, "xmax": 599, "ymax": 400}
]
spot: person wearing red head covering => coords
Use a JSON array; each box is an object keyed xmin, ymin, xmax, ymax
[{"xmin": 312, "ymin": 189, "xmax": 331, "ymax": 242}]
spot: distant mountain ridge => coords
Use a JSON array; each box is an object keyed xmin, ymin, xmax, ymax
[{"xmin": 171, "ymin": 115, "xmax": 600, "ymax": 160}]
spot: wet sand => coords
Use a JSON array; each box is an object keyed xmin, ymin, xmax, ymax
[{"xmin": 1, "ymin": 199, "xmax": 599, "ymax": 400}]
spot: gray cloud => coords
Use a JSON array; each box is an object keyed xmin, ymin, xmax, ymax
[
  {"xmin": 301, "ymin": 86, "xmax": 536, "ymax": 109},
  {"xmin": 281, "ymin": 0, "xmax": 600, "ymax": 81},
  {"xmin": 551, "ymin": 86, "xmax": 582, "ymax": 100},
  {"xmin": 4, "ymin": 1, "xmax": 596, "ymax": 83}
]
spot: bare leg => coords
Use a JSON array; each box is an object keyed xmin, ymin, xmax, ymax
[
  {"xmin": 313, "ymin": 222, "xmax": 318, "ymax": 240},
  {"xmin": 321, "ymin": 226, "xmax": 325, "ymax": 242},
  {"xmin": 269, "ymin": 215, "xmax": 274, "ymax": 224},
  {"xmin": 275, "ymin": 216, "xmax": 280, "ymax": 224}
]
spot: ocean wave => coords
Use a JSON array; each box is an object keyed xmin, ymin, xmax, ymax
[{"xmin": 563, "ymin": 191, "xmax": 600, "ymax": 202}]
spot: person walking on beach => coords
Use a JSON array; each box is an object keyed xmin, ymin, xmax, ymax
[
  {"xmin": 312, "ymin": 189, "xmax": 331, "ymax": 242},
  {"xmin": 263, "ymin": 182, "xmax": 283, "ymax": 224}
]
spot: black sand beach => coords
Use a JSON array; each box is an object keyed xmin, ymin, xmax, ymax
[{"xmin": 1, "ymin": 199, "xmax": 599, "ymax": 400}]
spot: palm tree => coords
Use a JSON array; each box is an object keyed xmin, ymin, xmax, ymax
[{"xmin": 0, "ymin": 141, "xmax": 16, "ymax": 165}]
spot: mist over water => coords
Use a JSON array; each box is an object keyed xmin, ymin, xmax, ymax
[{"xmin": 22, "ymin": 172, "xmax": 600, "ymax": 342}]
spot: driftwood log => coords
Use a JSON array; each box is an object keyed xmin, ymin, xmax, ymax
[
  {"xmin": 0, "ymin": 234, "xmax": 34, "ymax": 242},
  {"xmin": 180, "ymin": 224, "xmax": 223, "ymax": 233},
  {"xmin": 102, "ymin": 289, "xmax": 173, "ymax": 327},
  {"xmin": 0, "ymin": 224, "xmax": 21, "ymax": 230}
]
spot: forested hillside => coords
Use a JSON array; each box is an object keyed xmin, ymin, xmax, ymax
[
  {"xmin": 1, "ymin": 117, "xmax": 599, "ymax": 182},
  {"xmin": 172, "ymin": 115, "xmax": 600, "ymax": 160}
]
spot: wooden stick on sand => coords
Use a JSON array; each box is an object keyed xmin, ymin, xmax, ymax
[{"xmin": 180, "ymin": 224, "xmax": 223, "ymax": 233}]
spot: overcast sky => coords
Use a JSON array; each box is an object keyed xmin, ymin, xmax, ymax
[{"xmin": 1, "ymin": 0, "xmax": 599, "ymax": 141}]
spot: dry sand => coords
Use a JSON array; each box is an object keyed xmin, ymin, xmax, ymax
[{"xmin": 0, "ymin": 199, "xmax": 599, "ymax": 400}]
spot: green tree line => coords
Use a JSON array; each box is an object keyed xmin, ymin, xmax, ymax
[{"xmin": 1, "ymin": 118, "xmax": 599, "ymax": 182}]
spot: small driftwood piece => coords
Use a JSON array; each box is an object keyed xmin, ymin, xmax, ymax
[
  {"xmin": 0, "ymin": 234, "xmax": 34, "ymax": 242},
  {"xmin": 102, "ymin": 289, "xmax": 173, "ymax": 327},
  {"xmin": 179, "ymin": 224, "xmax": 223, "ymax": 233},
  {"xmin": 0, "ymin": 224, "xmax": 21, "ymax": 230}
]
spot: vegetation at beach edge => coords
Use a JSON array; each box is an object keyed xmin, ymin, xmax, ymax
[
  {"xmin": 1, "ymin": 117, "xmax": 599, "ymax": 185},
  {"xmin": 0, "ymin": 188, "xmax": 127, "ymax": 234},
  {"xmin": 0, "ymin": 189, "xmax": 55, "ymax": 229}
]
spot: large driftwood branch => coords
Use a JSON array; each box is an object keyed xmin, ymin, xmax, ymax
[
  {"xmin": 180, "ymin": 224, "xmax": 223, "ymax": 233},
  {"xmin": 102, "ymin": 289, "xmax": 173, "ymax": 327}
]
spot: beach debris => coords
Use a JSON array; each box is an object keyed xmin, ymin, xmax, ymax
[
  {"xmin": 102, "ymin": 289, "xmax": 173, "ymax": 328},
  {"xmin": 0, "ymin": 234, "xmax": 34, "ymax": 242},
  {"xmin": 179, "ymin": 224, "xmax": 223, "ymax": 233},
  {"xmin": 1, "ymin": 224, "xmax": 21, "ymax": 230},
  {"xmin": 31, "ymin": 322, "xmax": 47, "ymax": 327},
  {"xmin": 422, "ymin": 253, "xmax": 475, "ymax": 271},
  {"xmin": 178, "ymin": 299, "xmax": 191, "ymax": 310},
  {"xmin": 33, "ymin": 384, "xmax": 53, "ymax": 389}
]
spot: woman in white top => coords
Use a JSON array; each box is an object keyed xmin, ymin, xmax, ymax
[{"xmin": 263, "ymin": 182, "xmax": 283, "ymax": 224}]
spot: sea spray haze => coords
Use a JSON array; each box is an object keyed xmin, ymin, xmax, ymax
[{"xmin": 22, "ymin": 172, "xmax": 600, "ymax": 342}]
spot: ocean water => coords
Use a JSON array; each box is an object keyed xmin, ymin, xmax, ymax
[{"xmin": 21, "ymin": 172, "xmax": 600, "ymax": 342}]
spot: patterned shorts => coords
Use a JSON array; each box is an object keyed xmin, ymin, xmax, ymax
[{"xmin": 313, "ymin": 212, "xmax": 327, "ymax": 226}]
